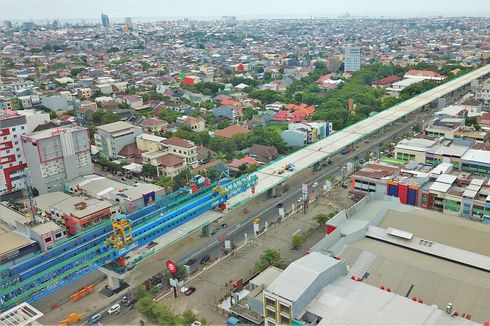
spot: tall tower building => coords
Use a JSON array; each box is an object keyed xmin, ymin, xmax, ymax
[
  {"xmin": 101, "ymin": 13, "xmax": 110, "ymax": 28},
  {"xmin": 21, "ymin": 126, "xmax": 93, "ymax": 194},
  {"xmin": 124, "ymin": 17, "xmax": 133, "ymax": 30},
  {"xmin": 0, "ymin": 110, "xmax": 28, "ymax": 200},
  {"xmin": 344, "ymin": 47, "xmax": 361, "ymax": 73}
]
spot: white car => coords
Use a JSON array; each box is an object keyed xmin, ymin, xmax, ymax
[
  {"xmin": 107, "ymin": 303, "xmax": 121, "ymax": 315},
  {"xmin": 297, "ymin": 197, "xmax": 303, "ymax": 203},
  {"xmin": 180, "ymin": 286, "xmax": 189, "ymax": 293},
  {"xmin": 312, "ymin": 182, "xmax": 319, "ymax": 188}
]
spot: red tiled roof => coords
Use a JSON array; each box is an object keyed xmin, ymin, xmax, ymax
[
  {"xmin": 215, "ymin": 125, "xmax": 251, "ymax": 138},
  {"xmin": 229, "ymin": 156, "xmax": 258, "ymax": 170},
  {"xmin": 141, "ymin": 117, "xmax": 167, "ymax": 126},
  {"xmin": 162, "ymin": 136, "xmax": 194, "ymax": 148},
  {"xmin": 373, "ymin": 75, "xmax": 402, "ymax": 86},
  {"xmin": 317, "ymin": 73, "xmax": 334, "ymax": 84},
  {"xmin": 159, "ymin": 154, "xmax": 184, "ymax": 167}
]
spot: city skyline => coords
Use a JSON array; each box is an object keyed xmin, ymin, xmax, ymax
[{"xmin": 1, "ymin": 0, "xmax": 490, "ymax": 21}]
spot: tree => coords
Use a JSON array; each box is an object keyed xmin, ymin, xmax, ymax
[
  {"xmin": 141, "ymin": 164, "xmax": 158, "ymax": 179},
  {"xmin": 291, "ymin": 234, "xmax": 303, "ymax": 249},
  {"xmin": 70, "ymin": 68, "xmax": 81, "ymax": 77},
  {"xmin": 49, "ymin": 111, "xmax": 57, "ymax": 119},
  {"xmin": 465, "ymin": 116, "xmax": 481, "ymax": 130},
  {"xmin": 313, "ymin": 213, "xmax": 335, "ymax": 227},
  {"xmin": 158, "ymin": 109, "xmax": 182, "ymax": 123},
  {"xmin": 255, "ymin": 249, "xmax": 283, "ymax": 272},
  {"xmin": 153, "ymin": 176, "xmax": 175, "ymax": 193}
]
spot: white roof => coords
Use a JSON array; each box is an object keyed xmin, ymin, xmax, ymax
[
  {"xmin": 429, "ymin": 182, "xmax": 452, "ymax": 193},
  {"xmin": 266, "ymin": 252, "xmax": 339, "ymax": 302},
  {"xmin": 461, "ymin": 149, "xmax": 490, "ymax": 165},
  {"xmin": 435, "ymin": 174, "xmax": 457, "ymax": 185}
]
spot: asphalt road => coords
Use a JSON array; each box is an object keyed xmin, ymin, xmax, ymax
[{"xmin": 92, "ymin": 105, "xmax": 438, "ymax": 325}]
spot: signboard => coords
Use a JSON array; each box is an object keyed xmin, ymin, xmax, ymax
[
  {"xmin": 302, "ymin": 183, "xmax": 308, "ymax": 194},
  {"xmin": 165, "ymin": 260, "xmax": 178, "ymax": 274}
]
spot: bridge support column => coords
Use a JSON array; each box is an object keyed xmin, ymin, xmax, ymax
[
  {"xmin": 202, "ymin": 224, "xmax": 210, "ymax": 237},
  {"xmin": 470, "ymin": 79, "xmax": 478, "ymax": 91},
  {"xmin": 267, "ymin": 187, "xmax": 276, "ymax": 199},
  {"xmin": 378, "ymin": 127, "xmax": 384, "ymax": 135},
  {"xmin": 437, "ymin": 97, "xmax": 446, "ymax": 109},
  {"xmin": 99, "ymin": 267, "xmax": 125, "ymax": 291}
]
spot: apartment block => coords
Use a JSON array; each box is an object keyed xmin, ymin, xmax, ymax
[
  {"xmin": 95, "ymin": 121, "xmax": 143, "ymax": 158},
  {"xmin": 0, "ymin": 110, "xmax": 28, "ymax": 200},
  {"xmin": 344, "ymin": 47, "xmax": 361, "ymax": 72},
  {"xmin": 21, "ymin": 126, "xmax": 93, "ymax": 193}
]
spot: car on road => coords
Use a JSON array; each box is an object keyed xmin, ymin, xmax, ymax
[
  {"xmin": 107, "ymin": 304, "xmax": 121, "ymax": 315},
  {"xmin": 353, "ymin": 155, "xmax": 359, "ymax": 161},
  {"xmin": 125, "ymin": 298, "xmax": 137, "ymax": 307},
  {"xmin": 146, "ymin": 241, "xmax": 158, "ymax": 249},
  {"xmin": 297, "ymin": 197, "xmax": 303, "ymax": 203},
  {"xmin": 184, "ymin": 286, "xmax": 196, "ymax": 296},
  {"xmin": 88, "ymin": 313, "xmax": 102, "ymax": 325},
  {"xmin": 312, "ymin": 182, "xmax": 319, "ymax": 188},
  {"xmin": 186, "ymin": 258, "xmax": 196, "ymax": 266},
  {"xmin": 121, "ymin": 295, "xmax": 129, "ymax": 304},
  {"xmin": 191, "ymin": 321, "xmax": 202, "ymax": 326},
  {"xmin": 276, "ymin": 202, "xmax": 283, "ymax": 208},
  {"xmin": 220, "ymin": 223, "xmax": 228, "ymax": 229},
  {"xmin": 200, "ymin": 255, "xmax": 211, "ymax": 265}
]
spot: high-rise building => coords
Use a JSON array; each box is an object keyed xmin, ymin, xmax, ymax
[
  {"xmin": 344, "ymin": 47, "xmax": 361, "ymax": 72},
  {"xmin": 21, "ymin": 126, "xmax": 93, "ymax": 194},
  {"xmin": 0, "ymin": 110, "xmax": 28, "ymax": 200},
  {"xmin": 124, "ymin": 17, "xmax": 133, "ymax": 30},
  {"xmin": 101, "ymin": 13, "xmax": 110, "ymax": 28}
]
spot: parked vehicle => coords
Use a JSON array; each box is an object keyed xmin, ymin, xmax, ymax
[
  {"xmin": 200, "ymin": 255, "xmax": 211, "ymax": 265},
  {"xmin": 107, "ymin": 304, "xmax": 121, "ymax": 315},
  {"xmin": 126, "ymin": 298, "xmax": 137, "ymax": 307},
  {"xmin": 88, "ymin": 313, "xmax": 102, "ymax": 325},
  {"xmin": 186, "ymin": 258, "xmax": 197, "ymax": 266},
  {"xmin": 297, "ymin": 197, "xmax": 303, "ymax": 203},
  {"xmin": 121, "ymin": 295, "xmax": 129, "ymax": 304},
  {"xmin": 312, "ymin": 182, "xmax": 319, "ymax": 188},
  {"xmin": 184, "ymin": 286, "xmax": 196, "ymax": 296},
  {"xmin": 220, "ymin": 223, "xmax": 228, "ymax": 229}
]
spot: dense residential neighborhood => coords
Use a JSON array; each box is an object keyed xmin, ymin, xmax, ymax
[{"xmin": 1, "ymin": 11, "xmax": 490, "ymax": 326}]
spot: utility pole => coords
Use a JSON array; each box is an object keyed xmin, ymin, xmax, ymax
[{"xmin": 22, "ymin": 170, "xmax": 37, "ymax": 225}]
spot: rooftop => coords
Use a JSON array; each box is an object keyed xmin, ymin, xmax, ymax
[{"xmin": 96, "ymin": 121, "xmax": 135, "ymax": 133}]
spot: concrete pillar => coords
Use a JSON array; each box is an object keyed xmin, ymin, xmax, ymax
[
  {"xmin": 107, "ymin": 275, "xmax": 121, "ymax": 290},
  {"xmin": 202, "ymin": 224, "xmax": 210, "ymax": 237},
  {"xmin": 437, "ymin": 97, "xmax": 446, "ymax": 109},
  {"xmin": 470, "ymin": 79, "xmax": 478, "ymax": 91},
  {"xmin": 99, "ymin": 267, "xmax": 124, "ymax": 290},
  {"xmin": 267, "ymin": 187, "xmax": 276, "ymax": 198}
]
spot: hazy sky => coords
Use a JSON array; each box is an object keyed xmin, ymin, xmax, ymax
[{"xmin": 2, "ymin": 0, "xmax": 490, "ymax": 21}]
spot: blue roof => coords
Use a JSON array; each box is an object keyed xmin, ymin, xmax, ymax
[{"xmin": 227, "ymin": 316, "xmax": 239, "ymax": 325}]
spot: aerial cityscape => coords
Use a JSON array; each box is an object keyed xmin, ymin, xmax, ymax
[{"xmin": 0, "ymin": 1, "xmax": 490, "ymax": 325}]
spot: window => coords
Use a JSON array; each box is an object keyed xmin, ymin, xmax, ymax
[
  {"xmin": 44, "ymin": 236, "xmax": 52, "ymax": 243},
  {"xmin": 280, "ymin": 303, "xmax": 290, "ymax": 314},
  {"xmin": 280, "ymin": 315, "xmax": 290, "ymax": 325},
  {"xmin": 12, "ymin": 128, "xmax": 16, "ymax": 131},
  {"xmin": 265, "ymin": 297, "xmax": 276, "ymax": 307},
  {"xmin": 266, "ymin": 308, "xmax": 276, "ymax": 319}
]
